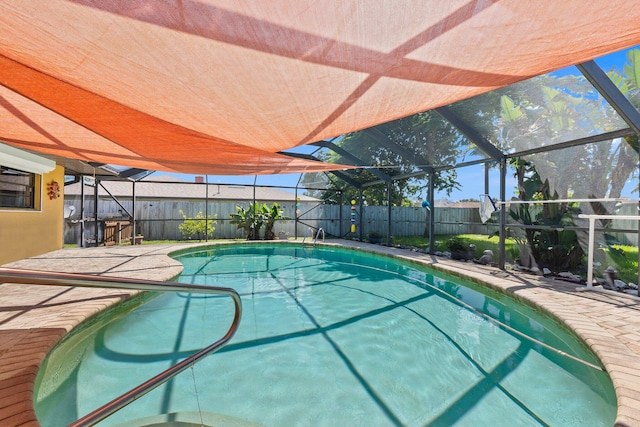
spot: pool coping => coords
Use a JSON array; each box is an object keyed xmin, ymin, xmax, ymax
[{"xmin": 1, "ymin": 240, "xmax": 639, "ymax": 426}]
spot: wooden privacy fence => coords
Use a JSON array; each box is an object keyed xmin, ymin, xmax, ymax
[
  {"xmin": 308, "ymin": 205, "xmax": 495, "ymax": 238},
  {"xmin": 64, "ymin": 199, "xmax": 320, "ymax": 243},
  {"xmin": 64, "ymin": 197, "xmax": 498, "ymax": 244}
]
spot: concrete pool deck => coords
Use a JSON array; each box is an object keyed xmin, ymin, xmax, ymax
[{"xmin": 1, "ymin": 240, "xmax": 639, "ymax": 426}]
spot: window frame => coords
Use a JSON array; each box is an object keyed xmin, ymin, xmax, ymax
[{"xmin": 0, "ymin": 166, "xmax": 42, "ymax": 211}]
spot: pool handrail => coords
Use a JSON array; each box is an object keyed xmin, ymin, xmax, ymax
[
  {"xmin": 302, "ymin": 227, "xmax": 324, "ymax": 245},
  {"xmin": 302, "ymin": 227, "xmax": 312, "ymax": 244},
  {"xmin": 313, "ymin": 227, "xmax": 325, "ymax": 244},
  {"xmin": 0, "ymin": 267, "xmax": 242, "ymax": 427}
]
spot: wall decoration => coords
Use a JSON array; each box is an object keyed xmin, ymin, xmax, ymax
[{"xmin": 47, "ymin": 181, "xmax": 60, "ymax": 200}]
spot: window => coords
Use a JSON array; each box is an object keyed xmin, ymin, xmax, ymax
[{"xmin": 0, "ymin": 166, "xmax": 36, "ymax": 209}]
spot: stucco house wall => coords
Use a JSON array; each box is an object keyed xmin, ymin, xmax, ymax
[{"xmin": 0, "ymin": 165, "xmax": 65, "ymax": 265}]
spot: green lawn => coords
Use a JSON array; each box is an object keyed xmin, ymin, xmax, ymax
[
  {"xmin": 393, "ymin": 234, "xmax": 638, "ymax": 284},
  {"xmin": 392, "ymin": 234, "xmax": 518, "ymax": 261},
  {"xmin": 603, "ymin": 244, "xmax": 639, "ymax": 284}
]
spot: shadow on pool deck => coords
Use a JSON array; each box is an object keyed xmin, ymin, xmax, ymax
[{"xmin": 1, "ymin": 240, "xmax": 640, "ymax": 426}]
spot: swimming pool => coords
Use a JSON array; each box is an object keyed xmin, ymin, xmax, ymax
[{"xmin": 34, "ymin": 243, "xmax": 616, "ymax": 426}]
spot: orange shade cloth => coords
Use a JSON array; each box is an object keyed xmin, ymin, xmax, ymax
[{"xmin": 1, "ymin": 0, "xmax": 640, "ymax": 175}]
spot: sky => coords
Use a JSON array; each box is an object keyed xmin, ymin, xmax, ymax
[{"xmin": 150, "ymin": 46, "xmax": 637, "ymax": 203}]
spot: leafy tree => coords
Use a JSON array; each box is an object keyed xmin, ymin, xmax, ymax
[
  {"xmin": 505, "ymin": 159, "xmax": 584, "ymax": 271},
  {"xmin": 230, "ymin": 202, "xmax": 289, "ymax": 240},
  {"xmin": 495, "ymin": 85, "xmax": 589, "ymax": 271},
  {"xmin": 230, "ymin": 202, "xmax": 264, "ymax": 240},
  {"xmin": 313, "ymin": 111, "xmax": 464, "ymax": 206},
  {"xmin": 603, "ymin": 49, "xmax": 640, "ymax": 197},
  {"xmin": 492, "ymin": 63, "xmax": 638, "ymax": 205},
  {"xmin": 178, "ymin": 210, "xmax": 216, "ymax": 241},
  {"xmin": 263, "ymin": 202, "xmax": 289, "ymax": 240},
  {"xmin": 489, "ymin": 51, "xmax": 640, "ymax": 271},
  {"xmin": 298, "ymin": 172, "xmax": 332, "ymax": 199}
]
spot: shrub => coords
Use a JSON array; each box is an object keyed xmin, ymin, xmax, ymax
[
  {"xmin": 178, "ymin": 210, "xmax": 216, "ymax": 240},
  {"xmin": 446, "ymin": 236, "xmax": 467, "ymax": 252}
]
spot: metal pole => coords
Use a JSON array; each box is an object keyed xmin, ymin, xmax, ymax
[
  {"xmin": 485, "ymin": 162, "xmax": 490, "ymax": 195},
  {"xmin": 294, "ymin": 174, "xmax": 304, "ymax": 240},
  {"xmin": 338, "ymin": 191, "xmax": 343, "ymax": 238},
  {"xmin": 387, "ymin": 181, "xmax": 392, "ymax": 245},
  {"xmin": 429, "ymin": 172, "xmax": 435, "ymax": 254},
  {"xmin": 205, "ymin": 175, "xmax": 209, "ymax": 242},
  {"xmin": 80, "ymin": 176, "xmax": 85, "ymax": 247},
  {"xmin": 294, "ymin": 187, "xmax": 298, "ymax": 240},
  {"xmin": 359, "ymin": 188, "xmax": 364, "ymax": 242},
  {"xmin": 499, "ymin": 158, "xmax": 507, "ymax": 269},
  {"xmin": 587, "ymin": 216, "xmax": 596, "ymax": 288},
  {"xmin": 253, "ymin": 175, "xmax": 257, "ymax": 240},
  {"xmin": 131, "ymin": 181, "xmax": 136, "ymax": 244},
  {"xmin": 93, "ymin": 177, "xmax": 99, "ymax": 247}
]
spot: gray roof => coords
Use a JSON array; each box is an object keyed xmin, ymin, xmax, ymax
[{"xmin": 64, "ymin": 177, "xmax": 318, "ymax": 202}]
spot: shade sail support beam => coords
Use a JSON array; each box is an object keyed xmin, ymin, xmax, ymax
[
  {"xmin": 98, "ymin": 181, "xmax": 132, "ymax": 218},
  {"xmin": 504, "ymin": 128, "xmax": 636, "ymax": 159},
  {"xmin": 361, "ymin": 128, "xmax": 434, "ymax": 174},
  {"xmin": 577, "ymin": 60, "xmax": 640, "ymax": 136},
  {"xmin": 435, "ymin": 106, "xmax": 504, "ymax": 161},
  {"xmin": 310, "ymin": 140, "xmax": 391, "ymax": 183}
]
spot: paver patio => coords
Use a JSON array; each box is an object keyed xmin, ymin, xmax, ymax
[{"xmin": 1, "ymin": 241, "xmax": 639, "ymax": 426}]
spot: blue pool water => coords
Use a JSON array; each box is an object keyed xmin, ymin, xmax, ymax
[{"xmin": 35, "ymin": 244, "xmax": 616, "ymax": 426}]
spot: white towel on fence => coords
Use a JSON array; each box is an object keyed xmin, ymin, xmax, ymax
[{"xmin": 480, "ymin": 196, "xmax": 497, "ymax": 223}]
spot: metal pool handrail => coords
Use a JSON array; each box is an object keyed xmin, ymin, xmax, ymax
[
  {"xmin": 313, "ymin": 227, "xmax": 325, "ymax": 245},
  {"xmin": 302, "ymin": 227, "xmax": 324, "ymax": 245},
  {"xmin": 302, "ymin": 227, "xmax": 313, "ymax": 243},
  {"xmin": 0, "ymin": 267, "xmax": 242, "ymax": 427}
]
